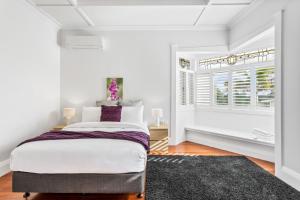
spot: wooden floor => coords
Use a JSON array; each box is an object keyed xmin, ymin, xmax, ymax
[{"xmin": 0, "ymin": 142, "xmax": 274, "ymax": 200}]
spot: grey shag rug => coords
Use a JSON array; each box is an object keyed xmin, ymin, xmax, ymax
[{"xmin": 146, "ymin": 155, "xmax": 300, "ymax": 200}]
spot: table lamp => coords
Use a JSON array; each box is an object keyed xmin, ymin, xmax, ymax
[
  {"xmin": 63, "ymin": 108, "xmax": 76, "ymax": 125},
  {"xmin": 152, "ymin": 108, "xmax": 163, "ymax": 127}
]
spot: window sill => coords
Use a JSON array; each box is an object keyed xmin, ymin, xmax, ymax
[{"xmin": 177, "ymin": 105, "xmax": 195, "ymax": 112}]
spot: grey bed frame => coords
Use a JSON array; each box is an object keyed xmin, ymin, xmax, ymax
[{"xmin": 13, "ymin": 171, "xmax": 145, "ymax": 199}]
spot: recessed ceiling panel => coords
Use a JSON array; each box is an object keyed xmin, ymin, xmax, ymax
[
  {"xmin": 198, "ymin": 5, "xmax": 248, "ymax": 25},
  {"xmin": 39, "ymin": 6, "xmax": 88, "ymax": 27},
  {"xmin": 209, "ymin": 0, "xmax": 253, "ymax": 4},
  {"xmin": 32, "ymin": 0, "xmax": 70, "ymax": 5},
  {"xmin": 82, "ymin": 6, "xmax": 204, "ymax": 26},
  {"xmin": 77, "ymin": 0, "xmax": 209, "ymax": 6}
]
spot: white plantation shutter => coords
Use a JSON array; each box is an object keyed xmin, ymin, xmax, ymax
[
  {"xmin": 196, "ymin": 50, "xmax": 275, "ymax": 111},
  {"xmin": 256, "ymin": 66, "xmax": 275, "ymax": 108},
  {"xmin": 196, "ymin": 73, "xmax": 211, "ymax": 106},
  {"xmin": 232, "ymin": 70, "xmax": 251, "ymax": 106},
  {"xmin": 213, "ymin": 72, "xmax": 229, "ymax": 105},
  {"xmin": 178, "ymin": 71, "xmax": 187, "ymax": 105},
  {"xmin": 188, "ymin": 73, "xmax": 194, "ymax": 104}
]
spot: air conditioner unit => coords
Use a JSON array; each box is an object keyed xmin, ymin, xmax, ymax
[{"xmin": 64, "ymin": 35, "xmax": 104, "ymax": 50}]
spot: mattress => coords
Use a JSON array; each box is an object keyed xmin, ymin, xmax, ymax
[{"xmin": 10, "ymin": 122, "xmax": 149, "ymax": 174}]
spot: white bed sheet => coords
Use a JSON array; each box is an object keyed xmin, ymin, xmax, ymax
[{"xmin": 10, "ymin": 122, "xmax": 149, "ymax": 174}]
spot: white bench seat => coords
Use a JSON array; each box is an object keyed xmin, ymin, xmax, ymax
[{"xmin": 185, "ymin": 125, "xmax": 274, "ymax": 162}]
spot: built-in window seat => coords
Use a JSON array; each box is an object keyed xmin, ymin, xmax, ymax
[{"xmin": 185, "ymin": 126, "xmax": 274, "ymax": 162}]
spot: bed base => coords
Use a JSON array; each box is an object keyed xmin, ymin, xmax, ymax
[
  {"xmin": 13, "ymin": 171, "xmax": 145, "ymax": 198},
  {"xmin": 21, "ymin": 192, "xmax": 143, "ymax": 200}
]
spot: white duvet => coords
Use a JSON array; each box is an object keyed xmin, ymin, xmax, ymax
[{"xmin": 10, "ymin": 122, "xmax": 149, "ymax": 174}]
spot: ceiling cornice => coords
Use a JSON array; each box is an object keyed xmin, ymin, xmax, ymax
[
  {"xmin": 228, "ymin": 0, "xmax": 265, "ymax": 29},
  {"xmin": 25, "ymin": 0, "xmax": 62, "ymax": 28}
]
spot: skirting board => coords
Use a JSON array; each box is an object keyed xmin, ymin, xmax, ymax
[
  {"xmin": 277, "ymin": 166, "xmax": 300, "ymax": 191},
  {"xmin": 186, "ymin": 131, "xmax": 274, "ymax": 162},
  {"xmin": 0, "ymin": 159, "xmax": 10, "ymax": 177}
]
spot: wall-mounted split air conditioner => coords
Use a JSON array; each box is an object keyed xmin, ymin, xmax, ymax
[{"xmin": 64, "ymin": 35, "xmax": 104, "ymax": 50}]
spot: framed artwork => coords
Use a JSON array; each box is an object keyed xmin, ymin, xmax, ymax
[{"xmin": 106, "ymin": 78, "xmax": 123, "ymax": 101}]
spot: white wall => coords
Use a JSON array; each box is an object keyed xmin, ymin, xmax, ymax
[
  {"xmin": 0, "ymin": 0, "xmax": 60, "ymax": 175},
  {"xmin": 194, "ymin": 110, "xmax": 274, "ymax": 134},
  {"xmin": 280, "ymin": 0, "xmax": 300, "ymax": 190},
  {"xmin": 229, "ymin": 0, "xmax": 287, "ymax": 50},
  {"xmin": 230, "ymin": 0, "xmax": 300, "ymax": 191},
  {"xmin": 175, "ymin": 108, "xmax": 195, "ymax": 144},
  {"xmin": 61, "ymin": 30, "xmax": 227, "ymax": 125}
]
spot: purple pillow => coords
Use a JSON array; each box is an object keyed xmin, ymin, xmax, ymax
[{"xmin": 100, "ymin": 105, "xmax": 122, "ymax": 122}]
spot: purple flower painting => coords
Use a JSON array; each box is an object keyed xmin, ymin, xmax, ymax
[{"xmin": 106, "ymin": 78, "xmax": 123, "ymax": 101}]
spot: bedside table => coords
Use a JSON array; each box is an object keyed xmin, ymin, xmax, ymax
[
  {"xmin": 148, "ymin": 124, "xmax": 168, "ymax": 147},
  {"xmin": 52, "ymin": 125, "xmax": 66, "ymax": 131}
]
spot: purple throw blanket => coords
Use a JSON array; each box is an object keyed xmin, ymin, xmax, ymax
[{"xmin": 18, "ymin": 130, "xmax": 150, "ymax": 151}]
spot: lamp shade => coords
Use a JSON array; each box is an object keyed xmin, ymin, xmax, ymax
[
  {"xmin": 63, "ymin": 108, "xmax": 76, "ymax": 119},
  {"xmin": 152, "ymin": 108, "xmax": 163, "ymax": 118}
]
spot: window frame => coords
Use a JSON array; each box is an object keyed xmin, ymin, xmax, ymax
[
  {"xmin": 213, "ymin": 71, "xmax": 230, "ymax": 107},
  {"xmin": 231, "ymin": 68, "xmax": 252, "ymax": 108},
  {"xmin": 177, "ymin": 60, "xmax": 196, "ymax": 110},
  {"xmin": 195, "ymin": 72, "xmax": 211, "ymax": 106},
  {"xmin": 195, "ymin": 61, "xmax": 275, "ymax": 115},
  {"xmin": 255, "ymin": 66, "xmax": 275, "ymax": 109}
]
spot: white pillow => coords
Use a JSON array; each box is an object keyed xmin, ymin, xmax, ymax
[
  {"xmin": 82, "ymin": 107, "xmax": 101, "ymax": 122},
  {"xmin": 121, "ymin": 106, "xmax": 144, "ymax": 124},
  {"xmin": 96, "ymin": 100, "xmax": 118, "ymax": 107},
  {"xmin": 119, "ymin": 99, "xmax": 143, "ymax": 106}
]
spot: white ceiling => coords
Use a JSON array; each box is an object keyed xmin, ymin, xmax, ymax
[
  {"xmin": 28, "ymin": 0, "xmax": 256, "ymax": 30},
  {"xmin": 82, "ymin": 6, "xmax": 204, "ymax": 26}
]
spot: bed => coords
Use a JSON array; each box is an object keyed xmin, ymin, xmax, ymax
[{"xmin": 10, "ymin": 105, "xmax": 149, "ymax": 199}]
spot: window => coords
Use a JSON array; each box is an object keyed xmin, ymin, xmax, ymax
[
  {"xmin": 177, "ymin": 57, "xmax": 195, "ymax": 106},
  {"xmin": 188, "ymin": 73, "xmax": 194, "ymax": 104},
  {"xmin": 179, "ymin": 58, "xmax": 191, "ymax": 70},
  {"xmin": 178, "ymin": 71, "xmax": 187, "ymax": 105},
  {"xmin": 196, "ymin": 64, "xmax": 275, "ymax": 111},
  {"xmin": 174, "ymin": 49, "xmax": 275, "ymax": 112},
  {"xmin": 213, "ymin": 72, "xmax": 229, "ymax": 106},
  {"xmin": 195, "ymin": 49, "xmax": 275, "ymax": 111},
  {"xmin": 232, "ymin": 70, "xmax": 251, "ymax": 106},
  {"xmin": 196, "ymin": 73, "xmax": 210, "ymax": 106},
  {"xmin": 256, "ymin": 67, "xmax": 275, "ymax": 108}
]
